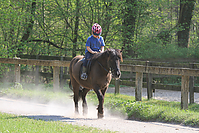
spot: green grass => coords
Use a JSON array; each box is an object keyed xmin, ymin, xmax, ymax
[{"xmin": 0, "ymin": 112, "xmax": 113, "ymax": 133}]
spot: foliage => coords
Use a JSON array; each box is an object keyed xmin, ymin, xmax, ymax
[
  {"xmin": 0, "ymin": 0, "xmax": 198, "ymax": 59},
  {"xmin": 0, "ymin": 112, "xmax": 113, "ymax": 133},
  {"xmin": 137, "ymin": 40, "xmax": 199, "ymax": 59}
]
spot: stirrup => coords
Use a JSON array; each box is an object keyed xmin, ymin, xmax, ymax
[{"xmin": 81, "ymin": 73, "xmax": 87, "ymax": 80}]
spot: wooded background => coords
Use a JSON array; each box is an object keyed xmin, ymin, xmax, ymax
[{"xmin": 0, "ymin": 0, "xmax": 198, "ymax": 59}]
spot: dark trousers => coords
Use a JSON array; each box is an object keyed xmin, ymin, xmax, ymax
[{"xmin": 83, "ymin": 52, "xmax": 93, "ymax": 67}]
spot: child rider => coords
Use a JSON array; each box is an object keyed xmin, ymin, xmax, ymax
[{"xmin": 81, "ymin": 23, "xmax": 105, "ymax": 80}]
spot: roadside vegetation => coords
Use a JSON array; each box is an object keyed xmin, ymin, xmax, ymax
[
  {"xmin": 0, "ymin": 82, "xmax": 199, "ymax": 128},
  {"xmin": 94, "ymin": 93, "xmax": 199, "ymax": 127}
]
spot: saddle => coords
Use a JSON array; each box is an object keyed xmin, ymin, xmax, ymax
[{"xmin": 80, "ymin": 58, "xmax": 92, "ymax": 76}]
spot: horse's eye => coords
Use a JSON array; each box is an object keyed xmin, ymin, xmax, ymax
[
  {"xmin": 116, "ymin": 56, "xmax": 120, "ymax": 61},
  {"xmin": 113, "ymin": 57, "xmax": 117, "ymax": 60}
]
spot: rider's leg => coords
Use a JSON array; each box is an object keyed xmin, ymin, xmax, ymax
[
  {"xmin": 81, "ymin": 65, "xmax": 87, "ymax": 80},
  {"xmin": 81, "ymin": 52, "xmax": 94, "ymax": 80},
  {"xmin": 81, "ymin": 54, "xmax": 89, "ymax": 80}
]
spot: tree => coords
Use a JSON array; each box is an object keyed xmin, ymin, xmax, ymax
[
  {"xmin": 19, "ymin": 1, "xmax": 36, "ymax": 54},
  {"xmin": 122, "ymin": 0, "xmax": 137, "ymax": 58},
  {"xmin": 0, "ymin": 0, "xmax": 199, "ymax": 59},
  {"xmin": 177, "ymin": 0, "xmax": 195, "ymax": 48}
]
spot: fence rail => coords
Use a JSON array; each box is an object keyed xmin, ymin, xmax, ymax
[
  {"xmin": 1, "ymin": 57, "xmax": 199, "ymax": 110},
  {"xmin": 120, "ymin": 64, "xmax": 199, "ymax": 76},
  {"xmin": 0, "ymin": 58, "xmax": 70, "ymax": 67}
]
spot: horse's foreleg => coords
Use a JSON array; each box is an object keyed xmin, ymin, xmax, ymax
[
  {"xmin": 82, "ymin": 88, "xmax": 90, "ymax": 116},
  {"xmin": 94, "ymin": 88, "xmax": 104, "ymax": 118},
  {"xmin": 101, "ymin": 87, "xmax": 108, "ymax": 96}
]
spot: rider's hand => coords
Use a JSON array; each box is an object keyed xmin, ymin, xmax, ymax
[{"xmin": 93, "ymin": 51, "xmax": 98, "ymax": 54}]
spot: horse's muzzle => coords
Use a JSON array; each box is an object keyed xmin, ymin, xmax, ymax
[{"xmin": 112, "ymin": 69, "xmax": 121, "ymax": 79}]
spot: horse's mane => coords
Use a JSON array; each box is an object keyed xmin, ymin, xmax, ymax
[{"xmin": 91, "ymin": 48, "xmax": 123, "ymax": 62}]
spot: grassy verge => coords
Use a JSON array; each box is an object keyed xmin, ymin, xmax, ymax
[
  {"xmin": 0, "ymin": 112, "xmax": 113, "ymax": 133},
  {"xmin": 1, "ymin": 82, "xmax": 199, "ymax": 127},
  {"xmin": 88, "ymin": 92, "xmax": 199, "ymax": 127}
]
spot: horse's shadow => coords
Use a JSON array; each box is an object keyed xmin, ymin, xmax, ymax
[{"xmin": 22, "ymin": 115, "xmax": 96, "ymax": 122}]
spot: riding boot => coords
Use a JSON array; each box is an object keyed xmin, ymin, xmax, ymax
[{"xmin": 81, "ymin": 66, "xmax": 87, "ymax": 80}]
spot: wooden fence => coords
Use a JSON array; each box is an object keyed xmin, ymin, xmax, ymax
[
  {"xmin": 119, "ymin": 64, "xmax": 199, "ymax": 109},
  {"xmin": 1, "ymin": 57, "xmax": 199, "ymax": 110},
  {"xmin": 0, "ymin": 58, "xmax": 70, "ymax": 90}
]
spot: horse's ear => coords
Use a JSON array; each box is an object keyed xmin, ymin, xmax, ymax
[
  {"xmin": 120, "ymin": 47, "xmax": 124, "ymax": 62},
  {"xmin": 106, "ymin": 48, "xmax": 110, "ymax": 57},
  {"xmin": 120, "ymin": 47, "xmax": 124, "ymax": 53}
]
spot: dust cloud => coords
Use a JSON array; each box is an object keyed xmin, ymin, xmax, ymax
[{"xmin": 0, "ymin": 85, "xmax": 127, "ymax": 120}]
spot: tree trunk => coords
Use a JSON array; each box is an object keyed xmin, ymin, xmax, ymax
[
  {"xmin": 21, "ymin": 2, "xmax": 36, "ymax": 42},
  {"xmin": 102, "ymin": 2, "xmax": 112, "ymax": 42},
  {"xmin": 177, "ymin": 0, "xmax": 195, "ymax": 48},
  {"xmin": 72, "ymin": 0, "xmax": 80, "ymax": 57},
  {"xmin": 19, "ymin": 2, "xmax": 36, "ymax": 54}
]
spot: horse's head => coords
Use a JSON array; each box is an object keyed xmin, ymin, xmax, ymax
[{"xmin": 107, "ymin": 48, "xmax": 123, "ymax": 79}]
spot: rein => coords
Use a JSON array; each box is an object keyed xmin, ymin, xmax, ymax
[{"xmin": 97, "ymin": 61, "xmax": 111, "ymax": 74}]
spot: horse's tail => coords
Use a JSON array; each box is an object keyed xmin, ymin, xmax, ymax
[
  {"xmin": 69, "ymin": 79, "xmax": 83, "ymax": 101},
  {"xmin": 69, "ymin": 56, "xmax": 85, "ymax": 101},
  {"xmin": 69, "ymin": 79, "xmax": 73, "ymax": 91},
  {"xmin": 78, "ymin": 87, "xmax": 83, "ymax": 101}
]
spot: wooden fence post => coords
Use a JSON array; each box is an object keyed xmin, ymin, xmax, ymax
[
  {"xmin": 35, "ymin": 66, "xmax": 39, "ymax": 85},
  {"xmin": 64, "ymin": 67, "xmax": 68, "ymax": 83},
  {"xmin": 35, "ymin": 55, "xmax": 39, "ymax": 86},
  {"xmin": 15, "ymin": 64, "xmax": 20, "ymax": 83},
  {"xmin": 135, "ymin": 72, "xmax": 143, "ymax": 101},
  {"xmin": 181, "ymin": 75, "xmax": 189, "ymax": 110},
  {"xmin": 115, "ymin": 79, "xmax": 120, "ymax": 94},
  {"xmin": 189, "ymin": 63, "xmax": 194, "ymax": 104},
  {"xmin": 60, "ymin": 56, "xmax": 64, "ymax": 89},
  {"xmin": 53, "ymin": 66, "xmax": 60, "ymax": 90},
  {"xmin": 146, "ymin": 61, "xmax": 153, "ymax": 99}
]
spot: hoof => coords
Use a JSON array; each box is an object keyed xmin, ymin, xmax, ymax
[
  {"xmin": 75, "ymin": 110, "xmax": 79, "ymax": 115},
  {"xmin": 83, "ymin": 111, "xmax": 88, "ymax": 116},
  {"xmin": 98, "ymin": 113, "xmax": 104, "ymax": 119}
]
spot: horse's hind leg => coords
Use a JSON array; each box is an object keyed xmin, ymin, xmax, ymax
[
  {"xmin": 71, "ymin": 79, "xmax": 80, "ymax": 114},
  {"xmin": 81, "ymin": 88, "xmax": 90, "ymax": 115}
]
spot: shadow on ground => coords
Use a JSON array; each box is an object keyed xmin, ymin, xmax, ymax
[{"xmin": 23, "ymin": 115, "xmax": 97, "ymax": 122}]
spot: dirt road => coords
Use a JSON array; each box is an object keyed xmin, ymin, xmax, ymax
[{"xmin": 0, "ymin": 97, "xmax": 198, "ymax": 133}]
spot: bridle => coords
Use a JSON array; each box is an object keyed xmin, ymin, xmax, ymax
[
  {"xmin": 97, "ymin": 55, "xmax": 120, "ymax": 75},
  {"xmin": 97, "ymin": 61, "xmax": 111, "ymax": 74}
]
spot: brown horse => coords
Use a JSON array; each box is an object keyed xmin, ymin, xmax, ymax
[{"xmin": 69, "ymin": 48, "xmax": 123, "ymax": 118}]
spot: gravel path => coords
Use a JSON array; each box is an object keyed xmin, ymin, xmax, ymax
[{"xmin": 1, "ymin": 87, "xmax": 199, "ymax": 133}]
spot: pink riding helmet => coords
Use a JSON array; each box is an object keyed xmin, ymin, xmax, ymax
[{"xmin": 92, "ymin": 23, "xmax": 102, "ymax": 36}]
